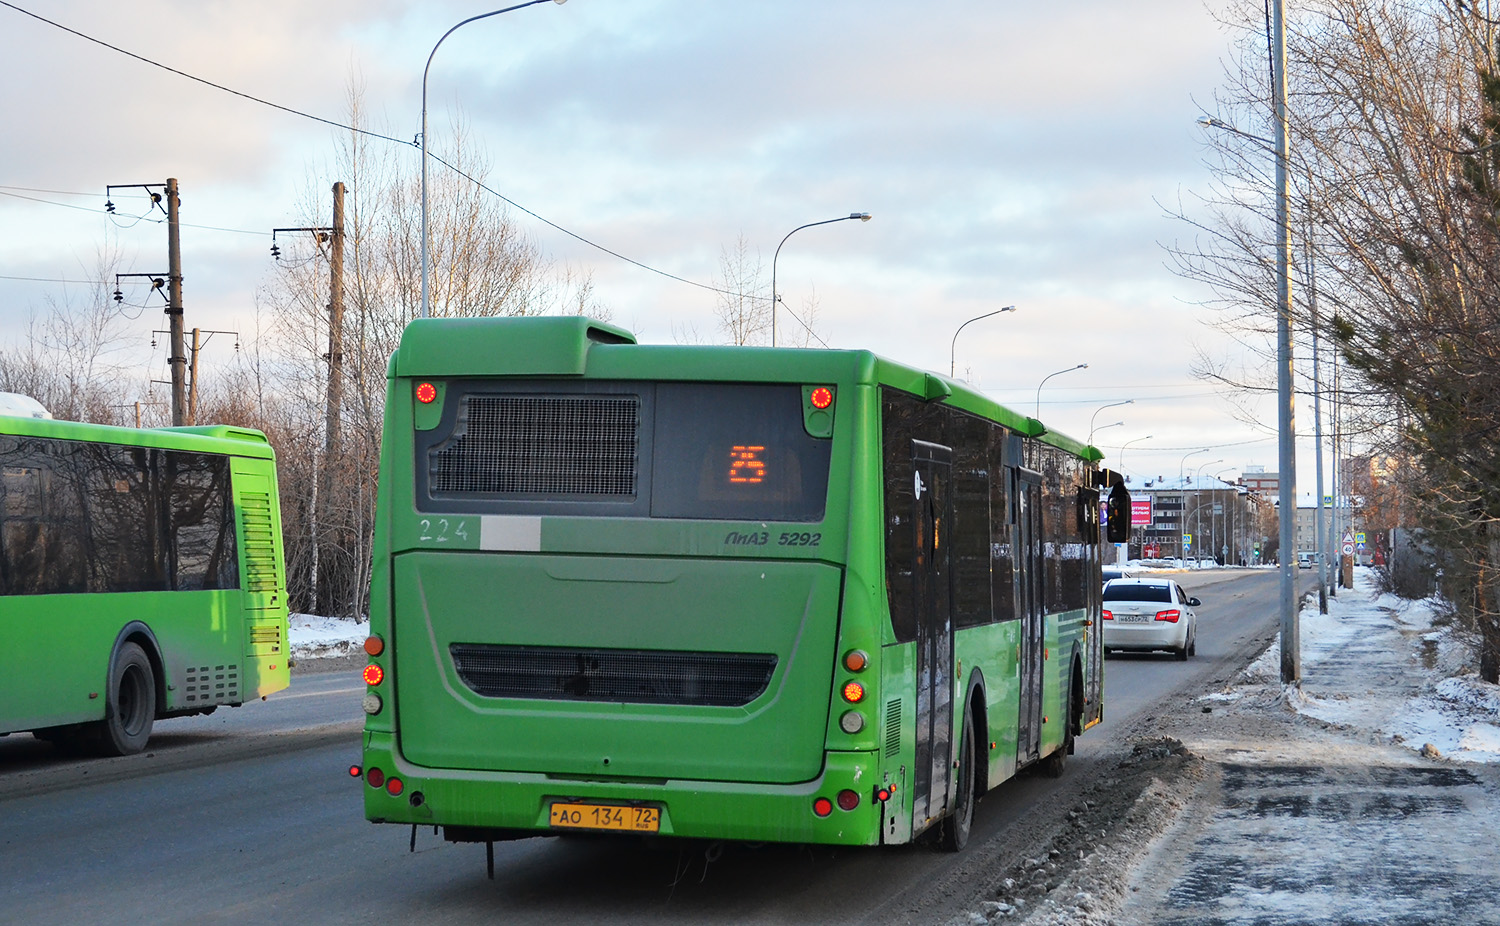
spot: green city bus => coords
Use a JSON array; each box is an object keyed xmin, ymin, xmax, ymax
[
  {"xmin": 359, "ymin": 317, "xmax": 1127, "ymax": 855},
  {"xmin": 0, "ymin": 404, "xmax": 291, "ymax": 755}
]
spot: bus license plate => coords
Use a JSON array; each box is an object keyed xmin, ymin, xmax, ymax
[{"xmin": 549, "ymin": 802, "xmax": 660, "ymax": 833}]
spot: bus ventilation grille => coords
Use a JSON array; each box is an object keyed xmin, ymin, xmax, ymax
[
  {"xmin": 239, "ymin": 491, "xmax": 279, "ymax": 593},
  {"xmin": 183, "ymin": 664, "xmax": 239, "ymax": 704},
  {"xmin": 449, "ymin": 644, "xmax": 777, "ymax": 707},
  {"xmin": 884, "ymin": 700, "xmax": 902, "ymax": 757},
  {"xmin": 430, "ymin": 394, "xmax": 639, "ymax": 496}
]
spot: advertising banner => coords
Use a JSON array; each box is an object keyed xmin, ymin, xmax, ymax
[{"xmin": 1130, "ymin": 498, "xmax": 1153, "ymax": 526}]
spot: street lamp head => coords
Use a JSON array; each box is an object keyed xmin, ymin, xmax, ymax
[
  {"xmin": 1077, "ymin": 363, "xmax": 1089, "ymax": 370},
  {"xmin": 851, "ymin": 212, "xmax": 872, "ymax": 222}
]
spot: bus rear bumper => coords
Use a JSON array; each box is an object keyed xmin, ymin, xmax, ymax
[{"xmin": 360, "ymin": 731, "xmax": 885, "ymax": 846}]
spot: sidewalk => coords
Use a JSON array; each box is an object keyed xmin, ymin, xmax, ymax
[{"xmin": 1012, "ymin": 569, "xmax": 1500, "ymax": 926}]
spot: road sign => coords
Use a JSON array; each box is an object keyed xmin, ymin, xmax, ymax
[
  {"xmin": 1342, "ymin": 541, "xmax": 1355, "ymax": 556},
  {"xmin": 1183, "ymin": 533, "xmax": 1192, "ymax": 547}
]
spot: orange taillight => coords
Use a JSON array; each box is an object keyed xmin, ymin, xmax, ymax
[
  {"xmin": 364, "ymin": 635, "xmax": 384, "ymax": 657},
  {"xmin": 842, "ymin": 649, "xmax": 868, "ymax": 672}
]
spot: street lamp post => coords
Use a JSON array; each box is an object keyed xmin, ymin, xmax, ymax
[
  {"xmin": 1117, "ymin": 434, "xmax": 1153, "ymax": 476},
  {"xmin": 949, "ymin": 305, "xmax": 1015, "ymax": 378},
  {"xmin": 770, "ymin": 213, "xmax": 872, "ymax": 347},
  {"xmin": 420, "ymin": 0, "xmax": 567, "ymax": 321},
  {"xmin": 1088, "ymin": 399, "xmax": 1134, "ymax": 443},
  {"xmin": 1196, "ymin": 1, "xmax": 1297, "ymax": 681},
  {"xmin": 1034, "ymin": 363, "xmax": 1088, "ymax": 420},
  {"xmin": 1088, "ymin": 420, "xmax": 1123, "ymax": 446},
  {"xmin": 1192, "ymin": 458, "xmax": 1223, "ymax": 563},
  {"xmin": 1178, "ymin": 448, "xmax": 1210, "ymax": 484}
]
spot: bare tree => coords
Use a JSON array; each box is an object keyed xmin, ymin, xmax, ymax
[
  {"xmin": 1173, "ymin": 0, "xmax": 1500, "ymax": 678},
  {"xmin": 714, "ymin": 234, "xmax": 770, "ymax": 345}
]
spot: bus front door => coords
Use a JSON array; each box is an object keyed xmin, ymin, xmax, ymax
[
  {"xmin": 911, "ymin": 440, "xmax": 954, "ymax": 832},
  {"xmin": 1016, "ymin": 470, "xmax": 1045, "ymax": 766}
]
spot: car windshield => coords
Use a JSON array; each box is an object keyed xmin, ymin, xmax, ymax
[{"xmin": 1102, "ymin": 583, "xmax": 1172, "ymax": 603}]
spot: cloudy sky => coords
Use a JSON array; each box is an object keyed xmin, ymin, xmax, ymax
[{"xmin": 0, "ymin": 0, "xmax": 1331, "ymax": 493}]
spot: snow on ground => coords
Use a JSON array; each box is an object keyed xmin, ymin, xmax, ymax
[
  {"xmin": 1233, "ymin": 568, "xmax": 1500, "ymax": 763},
  {"xmin": 287, "ymin": 612, "xmax": 369, "ymax": 659}
]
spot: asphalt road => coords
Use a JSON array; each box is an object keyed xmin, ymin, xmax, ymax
[{"xmin": 0, "ymin": 568, "xmax": 1305, "ymax": 925}]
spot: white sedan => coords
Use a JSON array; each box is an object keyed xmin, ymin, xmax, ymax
[{"xmin": 1102, "ymin": 578, "xmax": 1200, "ymax": 660}]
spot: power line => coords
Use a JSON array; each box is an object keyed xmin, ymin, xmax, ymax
[{"xmin": 0, "ymin": 1, "xmax": 751, "ymax": 302}]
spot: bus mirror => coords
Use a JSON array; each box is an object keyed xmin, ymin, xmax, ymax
[{"xmin": 1105, "ymin": 483, "xmax": 1131, "ymax": 544}]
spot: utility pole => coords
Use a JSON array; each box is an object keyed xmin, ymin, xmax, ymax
[
  {"xmin": 166, "ymin": 178, "xmax": 186, "ymax": 426},
  {"xmin": 105, "ymin": 178, "xmax": 185, "ymax": 425},
  {"xmin": 271, "ymin": 181, "xmax": 346, "ymax": 615},
  {"xmin": 327, "ymin": 182, "xmax": 346, "ymax": 461},
  {"xmin": 1272, "ymin": 0, "xmax": 1300, "ymax": 684}
]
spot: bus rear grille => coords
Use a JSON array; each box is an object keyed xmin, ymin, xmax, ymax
[
  {"xmin": 449, "ymin": 644, "xmax": 777, "ymax": 707},
  {"xmin": 430, "ymin": 395, "xmax": 639, "ymax": 496}
]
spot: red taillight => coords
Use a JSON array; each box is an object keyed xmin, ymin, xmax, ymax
[
  {"xmin": 812, "ymin": 797, "xmax": 833, "ymax": 817},
  {"xmin": 836, "ymin": 789, "xmax": 860, "ymax": 811},
  {"xmin": 415, "ymin": 382, "xmax": 437, "ymax": 404},
  {"xmin": 1155, "ymin": 609, "xmax": 1181, "ymax": 623},
  {"xmin": 875, "ymin": 786, "xmax": 892, "ymax": 803},
  {"xmin": 386, "ymin": 777, "xmax": 404, "ymax": 796},
  {"xmin": 1102, "ymin": 609, "xmax": 1114, "ymax": 620},
  {"xmin": 809, "ymin": 386, "xmax": 834, "ymax": 409},
  {"xmin": 363, "ymin": 664, "xmax": 384, "ymax": 686},
  {"xmin": 842, "ymin": 681, "xmax": 865, "ymax": 703},
  {"xmin": 367, "ymin": 767, "xmax": 385, "ymax": 788},
  {"xmin": 348, "ymin": 765, "xmax": 362, "ymax": 778},
  {"xmin": 364, "ymin": 635, "xmax": 384, "ymax": 657}
]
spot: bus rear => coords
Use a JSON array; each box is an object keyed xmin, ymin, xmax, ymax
[{"xmin": 361, "ymin": 317, "xmax": 890, "ymax": 845}]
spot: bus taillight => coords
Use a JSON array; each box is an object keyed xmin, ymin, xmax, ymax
[
  {"xmin": 874, "ymin": 786, "xmax": 892, "ymax": 803},
  {"xmin": 348, "ymin": 765, "xmax": 362, "ymax": 778},
  {"xmin": 415, "ymin": 382, "xmax": 437, "ymax": 404},
  {"xmin": 841, "ymin": 681, "xmax": 865, "ymax": 703},
  {"xmin": 809, "ymin": 386, "xmax": 834, "ymax": 409},
  {"xmin": 367, "ymin": 767, "xmax": 385, "ymax": 788},
  {"xmin": 836, "ymin": 789, "xmax": 860, "ymax": 811},
  {"xmin": 386, "ymin": 777, "xmax": 404, "ymax": 797},
  {"xmin": 364, "ymin": 635, "xmax": 385, "ymax": 656},
  {"xmin": 363, "ymin": 664, "xmax": 385, "ymax": 686},
  {"xmin": 842, "ymin": 649, "xmax": 868, "ymax": 672},
  {"xmin": 812, "ymin": 797, "xmax": 833, "ymax": 817}
]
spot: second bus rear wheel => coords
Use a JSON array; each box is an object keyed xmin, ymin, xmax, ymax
[{"xmin": 95, "ymin": 641, "xmax": 156, "ymax": 756}]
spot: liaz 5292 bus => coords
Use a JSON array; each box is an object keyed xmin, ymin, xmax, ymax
[
  {"xmin": 357, "ymin": 317, "xmax": 1129, "ymax": 859},
  {"xmin": 0, "ymin": 399, "xmax": 291, "ymax": 755}
]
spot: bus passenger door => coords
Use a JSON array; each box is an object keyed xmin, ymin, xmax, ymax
[
  {"xmin": 1015, "ymin": 470, "xmax": 1045, "ymax": 766},
  {"xmin": 911, "ymin": 440, "xmax": 954, "ymax": 831}
]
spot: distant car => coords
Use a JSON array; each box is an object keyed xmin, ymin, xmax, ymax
[
  {"xmin": 1102, "ymin": 565, "xmax": 1135, "ymax": 585},
  {"xmin": 1297, "ymin": 553, "xmax": 1316, "ymax": 569},
  {"xmin": 1102, "ymin": 578, "xmax": 1200, "ymax": 660}
]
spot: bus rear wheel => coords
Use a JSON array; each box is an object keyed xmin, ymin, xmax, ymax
[
  {"xmin": 96, "ymin": 642, "xmax": 156, "ymax": 756},
  {"xmin": 939, "ymin": 708, "xmax": 976, "ymax": 852},
  {"xmin": 1041, "ymin": 684, "xmax": 1075, "ymax": 778}
]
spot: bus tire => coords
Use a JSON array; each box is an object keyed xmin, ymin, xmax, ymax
[
  {"xmin": 97, "ymin": 642, "xmax": 156, "ymax": 756},
  {"xmin": 939, "ymin": 708, "xmax": 977, "ymax": 852}
]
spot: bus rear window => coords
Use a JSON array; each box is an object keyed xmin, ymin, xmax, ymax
[
  {"xmin": 420, "ymin": 381, "xmax": 831, "ymax": 522},
  {"xmin": 650, "ymin": 383, "xmax": 829, "ymax": 522}
]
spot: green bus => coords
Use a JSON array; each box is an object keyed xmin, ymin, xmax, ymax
[
  {"xmin": 0, "ymin": 404, "xmax": 291, "ymax": 756},
  {"xmin": 359, "ymin": 317, "xmax": 1127, "ymax": 856}
]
